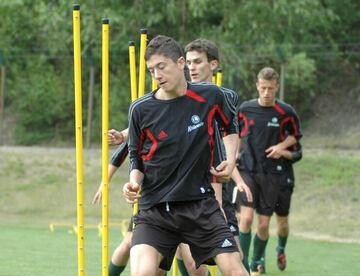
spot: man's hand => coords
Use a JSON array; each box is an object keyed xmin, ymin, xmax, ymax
[
  {"xmin": 91, "ymin": 183, "xmax": 103, "ymax": 204},
  {"xmin": 210, "ymin": 160, "xmax": 235, "ymax": 183},
  {"xmin": 237, "ymin": 181, "xmax": 253, "ymax": 203},
  {"xmin": 265, "ymin": 144, "xmax": 284, "ymax": 159},
  {"xmin": 108, "ymin": 129, "xmax": 125, "ymax": 145},
  {"xmin": 123, "ymin": 182, "xmax": 141, "ymax": 204}
]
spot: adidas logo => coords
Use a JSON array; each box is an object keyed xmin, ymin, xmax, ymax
[
  {"xmin": 158, "ymin": 130, "xmax": 168, "ymax": 139},
  {"xmin": 221, "ymin": 238, "xmax": 233, "ymax": 248},
  {"xmin": 229, "ymin": 225, "xmax": 236, "ymax": 232}
]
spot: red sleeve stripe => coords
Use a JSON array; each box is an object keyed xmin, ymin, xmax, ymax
[
  {"xmin": 186, "ymin": 89, "xmax": 208, "ymax": 103},
  {"xmin": 238, "ymin": 113, "xmax": 249, "ymax": 137},
  {"xmin": 207, "ymin": 105, "xmax": 229, "ymax": 174},
  {"xmin": 280, "ymin": 116, "xmax": 299, "ymax": 140},
  {"xmin": 139, "ymin": 128, "xmax": 158, "ymax": 161},
  {"xmin": 274, "ymin": 103, "xmax": 286, "ymax": 115}
]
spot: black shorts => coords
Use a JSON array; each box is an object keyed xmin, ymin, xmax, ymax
[
  {"xmin": 132, "ymin": 197, "xmax": 239, "ymax": 271},
  {"xmin": 236, "ymin": 170, "xmax": 284, "ymax": 216},
  {"xmin": 274, "ymin": 185, "xmax": 294, "ymax": 216},
  {"xmin": 222, "ymin": 182, "xmax": 239, "ymax": 236}
]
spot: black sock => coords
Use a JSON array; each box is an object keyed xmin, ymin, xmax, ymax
[
  {"xmin": 239, "ymin": 231, "xmax": 251, "ymax": 272},
  {"xmin": 176, "ymin": 259, "xmax": 189, "ymax": 276},
  {"xmin": 250, "ymin": 234, "xmax": 268, "ymax": 271},
  {"xmin": 108, "ymin": 261, "xmax": 126, "ymax": 276},
  {"xmin": 277, "ymin": 235, "xmax": 288, "ymax": 254}
]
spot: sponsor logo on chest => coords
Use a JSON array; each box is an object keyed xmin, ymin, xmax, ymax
[
  {"xmin": 188, "ymin": 115, "xmax": 204, "ymax": 133},
  {"xmin": 267, "ymin": 117, "xmax": 280, "ymax": 127}
]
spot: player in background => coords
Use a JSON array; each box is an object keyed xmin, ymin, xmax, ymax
[
  {"xmin": 235, "ymin": 67, "xmax": 302, "ymax": 275},
  {"xmin": 257, "ymin": 143, "xmax": 302, "ymax": 273},
  {"xmin": 174, "ymin": 38, "xmax": 252, "ymax": 276}
]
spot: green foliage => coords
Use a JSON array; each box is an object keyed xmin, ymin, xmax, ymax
[{"xmin": 0, "ymin": 0, "xmax": 359, "ymax": 144}]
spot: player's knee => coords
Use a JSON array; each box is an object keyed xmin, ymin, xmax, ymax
[
  {"xmin": 131, "ymin": 268, "xmax": 153, "ymax": 276},
  {"xmin": 222, "ymin": 267, "xmax": 248, "ymax": 276},
  {"xmin": 257, "ymin": 221, "xmax": 270, "ymax": 234},
  {"xmin": 240, "ymin": 214, "xmax": 253, "ymax": 228}
]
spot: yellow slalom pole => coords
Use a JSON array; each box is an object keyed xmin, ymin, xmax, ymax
[
  {"xmin": 216, "ymin": 67, "xmax": 222, "ymax": 87},
  {"xmin": 211, "ymin": 72, "xmax": 217, "ymax": 84},
  {"xmin": 72, "ymin": 4, "xmax": 85, "ymax": 276},
  {"xmin": 151, "ymin": 78, "xmax": 158, "ymax": 90},
  {"xmin": 138, "ymin": 28, "xmax": 147, "ymax": 97},
  {"xmin": 172, "ymin": 258, "xmax": 179, "ymax": 276},
  {"xmin": 209, "ymin": 266, "xmax": 217, "ymax": 275},
  {"xmin": 128, "ymin": 41, "xmax": 138, "ymax": 102},
  {"xmin": 101, "ymin": 18, "xmax": 110, "ymax": 276}
]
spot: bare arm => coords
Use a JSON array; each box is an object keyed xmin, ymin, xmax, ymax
[
  {"xmin": 123, "ymin": 169, "xmax": 143, "ymax": 204},
  {"xmin": 108, "ymin": 127, "xmax": 129, "ymax": 145},
  {"xmin": 210, "ymin": 134, "xmax": 238, "ymax": 180},
  {"xmin": 231, "ymin": 166, "xmax": 253, "ymax": 203},
  {"xmin": 265, "ymin": 135, "xmax": 297, "ymax": 159},
  {"xmin": 92, "ymin": 164, "xmax": 118, "ymax": 204}
]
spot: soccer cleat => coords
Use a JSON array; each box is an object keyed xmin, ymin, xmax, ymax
[
  {"xmin": 250, "ymin": 272, "xmax": 260, "ymax": 276},
  {"xmin": 277, "ymin": 251, "xmax": 287, "ymax": 271},
  {"xmin": 257, "ymin": 264, "xmax": 266, "ymax": 274}
]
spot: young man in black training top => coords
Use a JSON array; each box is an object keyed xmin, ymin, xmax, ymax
[
  {"xmin": 235, "ymin": 67, "xmax": 302, "ymax": 275},
  {"xmin": 257, "ymin": 142, "xmax": 302, "ymax": 274},
  {"xmin": 174, "ymin": 38, "xmax": 252, "ymax": 276},
  {"xmin": 123, "ymin": 35, "xmax": 248, "ymax": 276}
]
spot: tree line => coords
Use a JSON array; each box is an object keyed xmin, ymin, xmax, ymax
[{"xmin": 0, "ymin": 0, "xmax": 359, "ymax": 145}]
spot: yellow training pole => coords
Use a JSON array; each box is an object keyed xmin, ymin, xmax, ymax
[
  {"xmin": 216, "ymin": 68, "xmax": 222, "ymax": 87},
  {"xmin": 72, "ymin": 4, "xmax": 85, "ymax": 276},
  {"xmin": 209, "ymin": 266, "xmax": 217, "ymax": 275},
  {"xmin": 138, "ymin": 28, "xmax": 147, "ymax": 97},
  {"xmin": 128, "ymin": 41, "xmax": 138, "ymax": 102},
  {"xmin": 211, "ymin": 72, "xmax": 217, "ymax": 84},
  {"xmin": 151, "ymin": 78, "xmax": 158, "ymax": 90},
  {"xmin": 172, "ymin": 257, "xmax": 179, "ymax": 276},
  {"xmin": 101, "ymin": 18, "xmax": 110, "ymax": 276}
]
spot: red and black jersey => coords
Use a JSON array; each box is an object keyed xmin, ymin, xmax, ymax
[
  {"xmin": 213, "ymin": 86, "xmax": 241, "ymax": 167},
  {"xmin": 238, "ymin": 99, "xmax": 302, "ymax": 174},
  {"xmin": 128, "ymin": 82, "xmax": 238, "ymax": 210},
  {"xmin": 110, "ymin": 142, "xmax": 128, "ymax": 167}
]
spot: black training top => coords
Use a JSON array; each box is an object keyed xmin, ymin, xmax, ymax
[
  {"xmin": 213, "ymin": 86, "xmax": 240, "ymax": 166},
  {"xmin": 128, "ymin": 82, "xmax": 238, "ymax": 210},
  {"xmin": 110, "ymin": 142, "xmax": 129, "ymax": 167},
  {"xmin": 238, "ymin": 99, "xmax": 302, "ymax": 174}
]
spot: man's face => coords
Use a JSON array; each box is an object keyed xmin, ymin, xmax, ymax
[
  {"xmin": 186, "ymin": 50, "xmax": 218, "ymax": 83},
  {"xmin": 256, "ymin": 78, "xmax": 279, "ymax": 106},
  {"xmin": 147, "ymin": 54, "xmax": 185, "ymax": 93}
]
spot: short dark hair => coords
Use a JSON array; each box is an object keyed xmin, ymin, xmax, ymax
[
  {"xmin": 145, "ymin": 35, "xmax": 184, "ymax": 63},
  {"xmin": 184, "ymin": 38, "xmax": 219, "ymax": 62},
  {"xmin": 257, "ymin": 67, "xmax": 279, "ymax": 83}
]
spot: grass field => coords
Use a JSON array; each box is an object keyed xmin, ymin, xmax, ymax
[
  {"xmin": 1, "ymin": 223, "xmax": 359, "ymax": 275},
  {"xmin": 0, "ymin": 145, "xmax": 359, "ymax": 275}
]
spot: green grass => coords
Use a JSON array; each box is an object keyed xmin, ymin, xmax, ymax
[
  {"xmin": 0, "ymin": 223, "xmax": 359, "ymax": 275},
  {"xmin": 0, "ymin": 146, "xmax": 360, "ymax": 275}
]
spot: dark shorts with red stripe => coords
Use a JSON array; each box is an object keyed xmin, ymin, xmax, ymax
[
  {"xmin": 132, "ymin": 197, "xmax": 239, "ymax": 271},
  {"xmin": 236, "ymin": 170, "xmax": 285, "ymax": 216}
]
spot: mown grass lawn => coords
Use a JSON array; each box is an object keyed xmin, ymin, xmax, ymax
[
  {"xmin": 1, "ymin": 223, "xmax": 359, "ymax": 276},
  {"xmin": 0, "ymin": 146, "xmax": 359, "ymax": 275}
]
